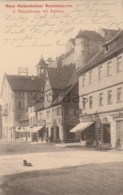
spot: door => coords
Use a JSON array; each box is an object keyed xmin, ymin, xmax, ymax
[
  {"xmin": 116, "ymin": 120, "xmax": 123, "ymax": 147},
  {"xmin": 56, "ymin": 126, "xmax": 60, "ymax": 140},
  {"xmin": 102, "ymin": 124, "xmax": 111, "ymax": 144}
]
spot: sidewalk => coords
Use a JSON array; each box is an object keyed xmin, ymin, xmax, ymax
[{"xmin": 55, "ymin": 142, "xmax": 123, "ymax": 152}]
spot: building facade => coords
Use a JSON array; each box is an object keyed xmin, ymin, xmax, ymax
[
  {"xmin": 78, "ymin": 30, "xmax": 123, "ymax": 148},
  {"xmin": 0, "ymin": 72, "xmax": 44, "ymax": 141},
  {"xmin": 36, "ymin": 66, "xmax": 79, "ymax": 143}
]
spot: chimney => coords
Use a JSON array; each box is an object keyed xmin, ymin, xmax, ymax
[{"xmin": 18, "ymin": 67, "xmax": 28, "ymax": 76}]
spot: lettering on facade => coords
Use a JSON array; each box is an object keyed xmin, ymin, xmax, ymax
[
  {"xmin": 113, "ymin": 112, "xmax": 123, "ymax": 120},
  {"xmin": 81, "ymin": 113, "xmax": 93, "ymax": 122}
]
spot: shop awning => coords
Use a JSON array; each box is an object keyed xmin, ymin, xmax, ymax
[
  {"xmin": 70, "ymin": 122, "xmax": 94, "ymax": 133},
  {"xmin": 30, "ymin": 126, "xmax": 44, "ymax": 133}
]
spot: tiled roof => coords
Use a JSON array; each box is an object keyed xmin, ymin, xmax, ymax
[
  {"xmin": 6, "ymin": 75, "xmax": 45, "ymax": 92},
  {"xmin": 47, "ymin": 66, "xmax": 75, "ymax": 90},
  {"xmin": 66, "ymin": 69, "xmax": 78, "ymax": 87},
  {"xmin": 104, "ymin": 30, "xmax": 123, "ymax": 45},
  {"xmin": 51, "ymin": 66, "xmax": 78, "ymax": 105},
  {"xmin": 101, "ymin": 28, "xmax": 119, "ymax": 38},
  {"xmin": 34, "ymin": 102, "xmax": 44, "ymax": 111},
  {"xmin": 75, "ymin": 30, "xmax": 104, "ymax": 40},
  {"xmin": 78, "ymin": 30, "xmax": 123, "ymax": 75}
]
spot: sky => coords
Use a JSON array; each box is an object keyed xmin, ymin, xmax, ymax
[{"xmin": 0, "ymin": 0, "xmax": 123, "ymax": 90}]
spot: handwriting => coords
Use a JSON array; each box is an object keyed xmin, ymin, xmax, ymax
[{"xmin": 2, "ymin": 0, "xmax": 123, "ymax": 48}]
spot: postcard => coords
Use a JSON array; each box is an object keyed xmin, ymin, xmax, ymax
[{"xmin": 0, "ymin": 0, "xmax": 123, "ymax": 195}]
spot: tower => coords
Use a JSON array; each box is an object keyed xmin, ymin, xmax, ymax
[{"xmin": 36, "ymin": 54, "xmax": 48, "ymax": 77}]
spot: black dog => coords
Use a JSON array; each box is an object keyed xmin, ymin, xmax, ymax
[{"xmin": 23, "ymin": 160, "xmax": 32, "ymax": 167}]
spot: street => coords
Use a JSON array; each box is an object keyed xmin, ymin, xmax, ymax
[{"xmin": 0, "ymin": 142, "xmax": 123, "ymax": 195}]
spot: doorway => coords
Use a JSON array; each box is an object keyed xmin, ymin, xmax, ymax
[
  {"xmin": 56, "ymin": 126, "xmax": 60, "ymax": 140},
  {"xmin": 102, "ymin": 124, "xmax": 111, "ymax": 143},
  {"xmin": 116, "ymin": 120, "xmax": 123, "ymax": 146}
]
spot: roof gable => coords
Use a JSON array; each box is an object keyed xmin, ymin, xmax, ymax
[
  {"xmin": 47, "ymin": 66, "xmax": 75, "ymax": 90},
  {"xmin": 6, "ymin": 75, "xmax": 45, "ymax": 92},
  {"xmin": 75, "ymin": 30, "xmax": 104, "ymax": 40},
  {"xmin": 78, "ymin": 30, "xmax": 123, "ymax": 75}
]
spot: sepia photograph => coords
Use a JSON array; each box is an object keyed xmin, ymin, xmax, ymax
[{"xmin": 0, "ymin": 0, "xmax": 123, "ymax": 194}]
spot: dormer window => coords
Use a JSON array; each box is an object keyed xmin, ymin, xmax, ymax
[{"xmin": 105, "ymin": 45, "xmax": 109, "ymax": 52}]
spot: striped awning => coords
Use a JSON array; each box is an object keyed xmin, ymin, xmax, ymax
[
  {"xmin": 30, "ymin": 126, "xmax": 44, "ymax": 133},
  {"xmin": 70, "ymin": 122, "xmax": 94, "ymax": 133}
]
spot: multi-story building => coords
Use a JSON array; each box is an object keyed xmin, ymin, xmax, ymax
[
  {"xmin": 36, "ymin": 65, "xmax": 79, "ymax": 143},
  {"xmin": 15, "ymin": 65, "xmax": 79, "ymax": 143},
  {"xmin": 0, "ymin": 68, "xmax": 45, "ymax": 140},
  {"xmin": 15, "ymin": 111, "xmax": 30, "ymax": 142},
  {"xmin": 0, "ymin": 105, "xmax": 2, "ymax": 139},
  {"xmin": 76, "ymin": 30, "xmax": 123, "ymax": 148}
]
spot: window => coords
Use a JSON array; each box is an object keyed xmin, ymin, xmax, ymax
[
  {"xmin": 98, "ymin": 66, "xmax": 103, "ymax": 80},
  {"xmin": 9, "ymin": 102, "xmax": 11, "ymax": 110},
  {"xmin": 99, "ymin": 93, "xmax": 103, "ymax": 106},
  {"xmin": 82, "ymin": 74, "xmax": 86, "ymax": 86},
  {"xmin": 117, "ymin": 56, "xmax": 122, "ymax": 72},
  {"xmin": 89, "ymin": 71, "xmax": 93, "ymax": 84},
  {"xmin": 52, "ymin": 109, "xmax": 57, "ymax": 117},
  {"xmin": 83, "ymin": 97, "xmax": 87, "ymax": 110},
  {"xmin": 105, "ymin": 45, "xmax": 109, "ymax": 52},
  {"xmin": 57, "ymin": 107, "xmax": 61, "ymax": 115},
  {"xmin": 39, "ymin": 113, "xmax": 42, "ymax": 120},
  {"xmin": 46, "ymin": 110, "xmax": 50, "ymax": 118},
  {"xmin": 108, "ymin": 90, "xmax": 112, "ymax": 105},
  {"xmin": 89, "ymin": 96, "xmax": 93, "ymax": 108},
  {"xmin": 30, "ymin": 117, "xmax": 33, "ymax": 126},
  {"xmin": 17, "ymin": 100, "xmax": 23, "ymax": 109},
  {"xmin": 17, "ymin": 92, "xmax": 22, "ymax": 96},
  {"xmin": 107, "ymin": 61, "xmax": 112, "ymax": 76},
  {"xmin": 117, "ymin": 87, "xmax": 122, "ymax": 103},
  {"xmin": 17, "ymin": 114, "xmax": 22, "ymax": 120}
]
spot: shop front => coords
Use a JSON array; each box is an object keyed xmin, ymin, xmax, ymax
[{"xmin": 113, "ymin": 112, "xmax": 123, "ymax": 148}]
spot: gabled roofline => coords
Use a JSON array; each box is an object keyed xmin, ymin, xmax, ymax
[
  {"xmin": 103, "ymin": 29, "xmax": 122, "ymax": 46},
  {"xmin": 77, "ymin": 46, "xmax": 123, "ymax": 76},
  {"xmin": 0, "ymin": 73, "xmax": 11, "ymax": 98}
]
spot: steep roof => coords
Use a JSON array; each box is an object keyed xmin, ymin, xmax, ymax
[
  {"xmin": 6, "ymin": 75, "xmax": 45, "ymax": 92},
  {"xmin": 47, "ymin": 66, "xmax": 75, "ymax": 90},
  {"xmin": 51, "ymin": 66, "xmax": 78, "ymax": 105},
  {"xmin": 36, "ymin": 56, "xmax": 48, "ymax": 67},
  {"xmin": 102, "ymin": 28, "xmax": 119, "ymax": 35},
  {"xmin": 75, "ymin": 30, "xmax": 104, "ymax": 40},
  {"xmin": 68, "ymin": 38, "xmax": 75, "ymax": 46},
  {"xmin": 78, "ymin": 30, "xmax": 123, "ymax": 75},
  {"xmin": 104, "ymin": 30, "xmax": 123, "ymax": 45}
]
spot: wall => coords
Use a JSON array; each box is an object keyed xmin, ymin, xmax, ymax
[
  {"xmin": 79, "ymin": 53, "xmax": 123, "ymax": 114},
  {"xmin": 74, "ymin": 37, "xmax": 104, "ymax": 69},
  {"xmin": 1, "ymin": 77, "xmax": 15, "ymax": 140}
]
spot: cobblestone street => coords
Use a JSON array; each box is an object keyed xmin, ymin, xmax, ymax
[{"xmin": 0, "ymin": 143, "xmax": 123, "ymax": 194}]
